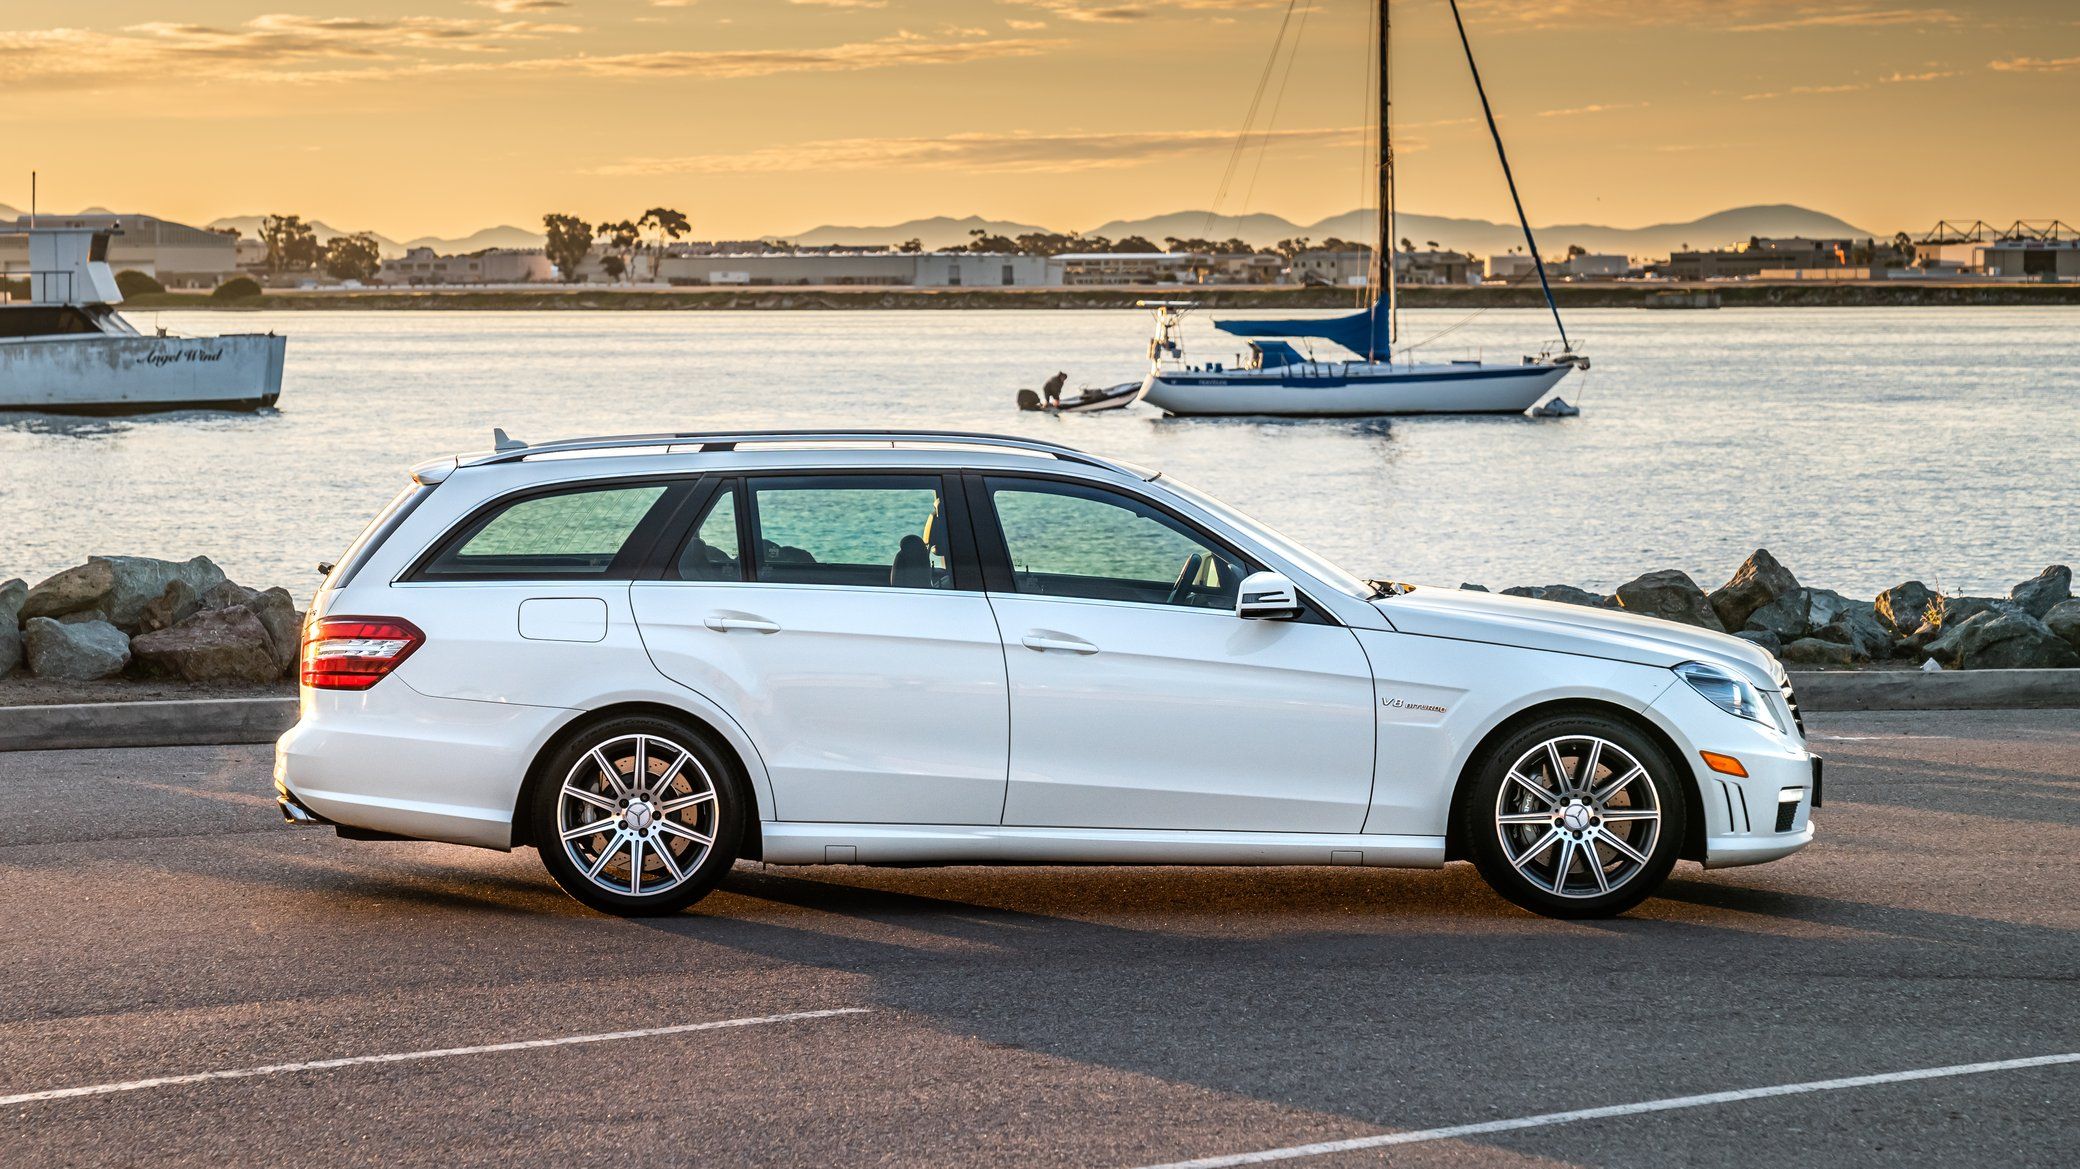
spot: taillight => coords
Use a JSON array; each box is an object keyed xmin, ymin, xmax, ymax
[{"xmin": 300, "ymin": 617, "xmax": 425, "ymax": 691}]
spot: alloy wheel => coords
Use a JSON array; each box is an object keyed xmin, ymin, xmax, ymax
[
  {"xmin": 1493, "ymin": 734, "xmax": 1662, "ymax": 899},
  {"xmin": 557, "ymin": 733, "xmax": 718, "ymax": 898}
]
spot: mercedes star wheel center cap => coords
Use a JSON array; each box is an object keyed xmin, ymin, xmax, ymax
[
  {"xmin": 1562, "ymin": 804, "xmax": 1592, "ymax": 832},
  {"xmin": 624, "ymin": 800, "xmax": 656, "ymax": 833}
]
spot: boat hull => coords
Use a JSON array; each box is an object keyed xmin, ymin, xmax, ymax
[
  {"xmin": 0, "ymin": 333, "xmax": 287, "ymax": 414},
  {"xmin": 1140, "ymin": 361, "xmax": 1569, "ymax": 417}
]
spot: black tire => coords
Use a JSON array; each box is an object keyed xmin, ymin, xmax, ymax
[
  {"xmin": 1459, "ymin": 712, "xmax": 1688, "ymax": 919},
  {"xmin": 529, "ymin": 714, "xmax": 749, "ymax": 916}
]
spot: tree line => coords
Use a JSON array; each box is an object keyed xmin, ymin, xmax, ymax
[
  {"xmin": 541, "ymin": 209, "xmax": 691, "ymax": 282},
  {"xmin": 258, "ymin": 214, "xmax": 382, "ymax": 283}
]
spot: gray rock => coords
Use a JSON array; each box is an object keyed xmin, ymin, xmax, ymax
[
  {"xmin": 241, "ymin": 587, "xmax": 302, "ymax": 674},
  {"xmin": 1708, "ymin": 549, "xmax": 1799, "ymax": 632},
  {"xmin": 1744, "ymin": 587, "xmax": 1852, "ymax": 641},
  {"xmin": 1812, "ymin": 604, "xmax": 1895, "ymax": 661},
  {"xmin": 0, "ymin": 578, "xmax": 22, "ymax": 677},
  {"xmin": 20, "ymin": 555, "xmax": 227, "ymax": 630},
  {"xmin": 1500, "ymin": 584, "xmax": 1609, "ymax": 608},
  {"xmin": 23, "ymin": 616, "xmax": 130, "ymax": 680},
  {"xmin": 2045, "ymin": 599, "xmax": 2080, "ymax": 650},
  {"xmin": 1944, "ymin": 611, "xmax": 2080, "ymax": 670},
  {"xmin": 20, "ymin": 560, "xmax": 113, "ymax": 621},
  {"xmin": 1458, "ymin": 583, "xmax": 1489, "ymax": 592},
  {"xmin": 1922, "ymin": 610, "xmax": 1993, "ymax": 667},
  {"xmin": 1938, "ymin": 596, "xmax": 2019, "ymax": 627},
  {"xmin": 2009, "ymin": 565, "xmax": 2072, "ymax": 620},
  {"xmin": 199, "ymin": 580, "xmax": 258, "ymax": 611},
  {"xmin": 1779, "ymin": 637, "xmax": 1856, "ymax": 667},
  {"xmin": 1874, "ymin": 580, "xmax": 1937, "ymax": 636},
  {"xmin": 57, "ymin": 609, "xmax": 111, "ymax": 625},
  {"xmin": 1613, "ymin": 569, "xmax": 1725, "ymax": 631},
  {"xmin": 1732, "ymin": 629, "xmax": 1782, "ymax": 655},
  {"xmin": 130, "ymin": 606, "xmax": 281, "ymax": 683},
  {"xmin": 136, "ymin": 579, "xmax": 201, "ymax": 634}
]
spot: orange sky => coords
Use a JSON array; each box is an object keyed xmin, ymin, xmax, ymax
[{"xmin": 3, "ymin": 0, "xmax": 2074, "ymax": 238}]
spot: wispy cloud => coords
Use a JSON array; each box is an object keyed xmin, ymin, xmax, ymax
[
  {"xmin": 789, "ymin": 0, "xmax": 890, "ymax": 8},
  {"xmin": 1537, "ymin": 101, "xmax": 1646, "ymax": 118},
  {"xmin": 1881, "ymin": 68, "xmax": 1961, "ymax": 82},
  {"xmin": 1460, "ymin": 1, "xmax": 1955, "ymax": 32},
  {"xmin": 1989, "ymin": 55, "xmax": 2080, "ymax": 72},
  {"xmin": 0, "ymin": 24, "xmax": 1049, "ymax": 88},
  {"xmin": 0, "ymin": 15, "xmax": 581, "ymax": 87},
  {"xmin": 1741, "ymin": 83, "xmax": 1867, "ymax": 100},
  {"xmin": 472, "ymin": 0, "xmax": 573, "ymax": 12},
  {"xmin": 999, "ymin": 0, "xmax": 1288, "ymax": 24},
  {"xmin": 552, "ymin": 32, "xmax": 1061, "ymax": 79},
  {"xmin": 590, "ymin": 125, "xmax": 1363, "ymax": 176},
  {"xmin": 1728, "ymin": 7, "xmax": 1957, "ymax": 31}
]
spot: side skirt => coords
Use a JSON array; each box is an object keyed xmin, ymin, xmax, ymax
[{"xmin": 759, "ymin": 822, "xmax": 1447, "ymax": 869}]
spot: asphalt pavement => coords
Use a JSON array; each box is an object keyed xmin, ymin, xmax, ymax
[{"xmin": 1, "ymin": 709, "xmax": 2075, "ymax": 1168}]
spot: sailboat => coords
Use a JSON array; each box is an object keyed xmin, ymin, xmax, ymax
[{"xmin": 1139, "ymin": 0, "xmax": 1586, "ymax": 418}]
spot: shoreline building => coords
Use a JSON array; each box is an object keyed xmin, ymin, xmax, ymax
[
  {"xmin": 0, "ymin": 213, "xmax": 237, "ymax": 289},
  {"xmin": 377, "ymin": 247, "xmax": 554, "ymax": 286}
]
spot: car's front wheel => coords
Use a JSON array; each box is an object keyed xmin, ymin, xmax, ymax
[
  {"xmin": 1461, "ymin": 713, "xmax": 1688, "ymax": 919},
  {"xmin": 530, "ymin": 715, "xmax": 748, "ymax": 916}
]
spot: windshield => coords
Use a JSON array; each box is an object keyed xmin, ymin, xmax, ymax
[{"xmin": 1156, "ymin": 474, "xmax": 1377, "ymax": 600}]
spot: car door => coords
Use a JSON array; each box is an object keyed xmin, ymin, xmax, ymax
[
  {"xmin": 630, "ymin": 473, "xmax": 1010, "ymax": 826},
  {"xmin": 972, "ymin": 474, "xmax": 1376, "ymax": 834}
]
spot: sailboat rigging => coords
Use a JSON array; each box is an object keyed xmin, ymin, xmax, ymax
[{"xmin": 1138, "ymin": 0, "xmax": 1586, "ymax": 418}]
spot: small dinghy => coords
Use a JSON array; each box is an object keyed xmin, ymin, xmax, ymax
[{"xmin": 1016, "ymin": 381, "xmax": 1142, "ymax": 414}]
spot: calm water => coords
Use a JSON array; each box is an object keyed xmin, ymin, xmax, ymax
[{"xmin": 2, "ymin": 306, "xmax": 2075, "ymax": 602}]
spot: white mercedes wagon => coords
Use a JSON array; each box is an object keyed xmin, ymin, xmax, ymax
[{"xmin": 276, "ymin": 430, "xmax": 1817, "ymax": 919}]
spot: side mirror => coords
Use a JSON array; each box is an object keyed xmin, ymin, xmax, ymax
[{"xmin": 1236, "ymin": 571, "xmax": 1302, "ymax": 620}]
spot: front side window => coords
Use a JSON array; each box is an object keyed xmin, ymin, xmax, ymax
[
  {"xmin": 419, "ymin": 483, "xmax": 670, "ymax": 578},
  {"xmin": 986, "ymin": 478, "xmax": 1246, "ymax": 609},
  {"xmin": 749, "ymin": 475, "xmax": 954, "ymax": 589}
]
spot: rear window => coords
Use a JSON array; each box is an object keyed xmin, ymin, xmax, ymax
[{"xmin": 416, "ymin": 483, "xmax": 673, "ymax": 579}]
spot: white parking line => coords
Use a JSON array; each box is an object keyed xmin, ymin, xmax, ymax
[
  {"xmin": 1129, "ymin": 1051, "xmax": 2080, "ymax": 1169},
  {"xmin": 0, "ymin": 1007, "xmax": 871, "ymax": 1109}
]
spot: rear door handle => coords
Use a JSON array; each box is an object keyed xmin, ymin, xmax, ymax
[
  {"xmin": 1020, "ymin": 633, "xmax": 1098, "ymax": 655},
  {"xmin": 704, "ymin": 614, "xmax": 781, "ymax": 634}
]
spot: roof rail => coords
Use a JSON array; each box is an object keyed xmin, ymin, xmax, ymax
[{"xmin": 459, "ymin": 429, "xmax": 1128, "ymax": 473}]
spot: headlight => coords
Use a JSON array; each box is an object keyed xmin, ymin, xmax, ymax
[{"xmin": 1674, "ymin": 661, "xmax": 1781, "ymax": 732}]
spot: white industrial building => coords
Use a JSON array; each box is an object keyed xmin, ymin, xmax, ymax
[{"xmin": 0, "ymin": 213, "xmax": 237, "ymax": 288}]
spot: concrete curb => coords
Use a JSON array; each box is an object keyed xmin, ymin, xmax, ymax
[
  {"xmin": 1791, "ymin": 668, "xmax": 2080, "ymax": 711},
  {"xmin": 0, "ymin": 697, "xmax": 298, "ymax": 752}
]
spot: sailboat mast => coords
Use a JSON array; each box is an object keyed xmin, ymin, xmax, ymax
[{"xmin": 1370, "ymin": 0, "xmax": 1394, "ymax": 363}]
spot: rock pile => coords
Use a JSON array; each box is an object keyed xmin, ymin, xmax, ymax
[
  {"xmin": 1486, "ymin": 554, "xmax": 2080, "ymax": 670},
  {"xmin": 1, "ymin": 556, "xmax": 303, "ymax": 685}
]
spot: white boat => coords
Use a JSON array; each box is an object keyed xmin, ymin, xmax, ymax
[
  {"xmin": 1, "ymin": 225, "xmax": 285, "ymax": 415},
  {"xmin": 1016, "ymin": 380, "xmax": 1143, "ymax": 413},
  {"xmin": 1141, "ymin": 0, "xmax": 1585, "ymax": 418}
]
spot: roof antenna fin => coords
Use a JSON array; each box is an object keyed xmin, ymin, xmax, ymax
[{"xmin": 492, "ymin": 428, "xmax": 526, "ymax": 452}]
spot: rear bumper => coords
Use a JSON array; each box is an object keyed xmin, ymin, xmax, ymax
[{"xmin": 273, "ymin": 682, "xmax": 574, "ymax": 851}]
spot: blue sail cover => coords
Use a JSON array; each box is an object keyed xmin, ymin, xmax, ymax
[{"xmin": 1213, "ymin": 303, "xmax": 1390, "ymax": 359}]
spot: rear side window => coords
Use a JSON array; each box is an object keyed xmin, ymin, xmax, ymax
[
  {"xmin": 416, "ymin": 483, "xmax": 674, "ymax": 579},
  {"xmin": 748, "ymin": 475, "xmax": 955, "ymax": 590}
]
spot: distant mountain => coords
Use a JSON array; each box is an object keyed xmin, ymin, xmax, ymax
[
  {"xmin": 205, "ymin": 216, "xmax": 544, "ymax": 258},
  {"xmin": 1297, "ymin": 203, "xmax": 1875, "ymax": 259},
  {"xmin": 783, "ymin": 214, "xmax": 1054, "ymax": 251},
  {"xmin": 401, "ymin": 225, "xmax": 545, "ymax": 254},
  {"xmin": 787, "ymin": 203, "xmax": 1875, "ymax": 258}
]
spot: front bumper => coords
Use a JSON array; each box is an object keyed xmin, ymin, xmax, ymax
[{"xmin": 1649, "ymin": 679, "xmax": 1819, "ymax": 870}]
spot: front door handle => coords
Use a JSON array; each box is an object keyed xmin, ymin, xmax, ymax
[
  {"xmin": 1021, "ymin": 632, "xmax": 1098, "ymax": 655},
  {"xmin": 704, "ymin": 614, "xmax": 781, "ymax": 634}
]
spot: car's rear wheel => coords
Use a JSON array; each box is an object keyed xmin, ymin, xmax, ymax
[
  {"xmin": 530, "ymin": 715, "xmax": 747, "ymax": 916},
  {"xmin": 1461, "ymin": 713, "xmax": 1687, "ymax": 919}
]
